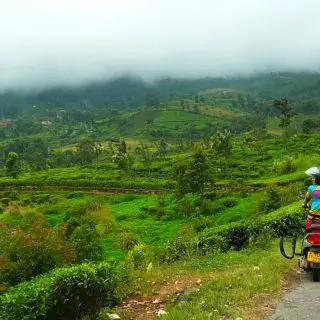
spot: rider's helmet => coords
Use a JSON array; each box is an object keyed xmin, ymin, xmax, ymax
[
  {"xmin": 305, "ymin": 167, "xmax": 320, "ymax": 177},
  {"xmin": 305, "ymin": 167, "xmax": 320, "ymax": 184}
]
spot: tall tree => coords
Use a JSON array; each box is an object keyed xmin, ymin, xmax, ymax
[
  {"xmin": 5, "ymin": 152, "xmax": 21, "ymax": 178},
  {"xmin": 273, "ymin": 98, "xmax": 295, "ymax": 128},
  {"xmin": 188, "ymin": 146, "xmax": 211, "ymax": 200},
  {"xmin": 173, "ymin": 145, "xmax": 211, "ymax": 201},
  {"xmin": 78, "ymin": 139, "xmax": 96, "ymax": 165}
]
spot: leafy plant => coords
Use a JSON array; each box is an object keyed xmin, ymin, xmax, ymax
[{"xmin": 0, "ymin": 262, "xmax": 120, "ymax": 320}]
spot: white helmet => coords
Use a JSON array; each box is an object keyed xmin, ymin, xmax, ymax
[{"xmin": 305, "ymin": 167, "xmax": 320, "ymax": 177}]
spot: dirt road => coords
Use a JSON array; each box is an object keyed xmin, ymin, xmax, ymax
[{"xmin": 269, "ymin": 272, "xmax": 320, "ymax": 320}]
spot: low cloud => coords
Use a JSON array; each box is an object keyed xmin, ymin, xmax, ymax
[{"xmin": 1, "ymin": 0, "xmax": 320, "ymax": 91}]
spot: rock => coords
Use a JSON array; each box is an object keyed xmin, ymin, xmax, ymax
[
  {"xmin": 195, "ymin": 279, "xmax": 202, "ymax": 285},
  {"xmin": 107, "ymin": 313, "xmax": 121, "ymax": 320},
  {"xmin": 152, "ymin": 299, "xmax": 161, "ymax": 304},
  {"xmin": 157, "ymin": 309, "xmax": 167, "ymax": 317}
]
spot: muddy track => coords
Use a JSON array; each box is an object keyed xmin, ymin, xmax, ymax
[
  {"xmin": 0, "ymin": 184, "xmax": 266, "ymax": 194},
  {"xmin": 0, "ymin": 185, "xmax": 165, "ymax": 195}
]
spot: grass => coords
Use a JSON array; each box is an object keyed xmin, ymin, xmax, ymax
[
  {"xmin": 213, "ymin": 193, "xmax": 260, "ymax": 226},
  {"xmin": 121, "ymin": 240, "xmax": 297, "ymax": 320},
  {"xmin": 102, "ymin": 194, "xmax": 184, "ymax": 259}
]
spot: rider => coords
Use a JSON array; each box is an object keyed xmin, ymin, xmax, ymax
[{"xmin": 303, "ymin": 174, "xmax": 320, "ymax": 229}]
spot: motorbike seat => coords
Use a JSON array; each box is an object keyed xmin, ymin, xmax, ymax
[{"xmin": 306, "ymin": 224, "xmax": 320, "ymax": 232}]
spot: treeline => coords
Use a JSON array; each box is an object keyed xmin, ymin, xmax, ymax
[{"xmin": 2, "ymin": 73, "xmax": 320, "ymax": 118}]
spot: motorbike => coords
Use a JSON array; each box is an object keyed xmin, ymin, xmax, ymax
[{"xmin": 280, "ymin": 206, "xmax": 320, "ymax": 282}]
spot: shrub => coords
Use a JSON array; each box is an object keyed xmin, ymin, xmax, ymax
[
  {"xmin": 65, "ymin": 191, "xmax": 85, "ymax": 199},
  {"xmin": 65, "ymin": 202, "xmax": 112, "ymax": 263},
  {"xmin": 279, "ymin": 182, "xmax": 305, "ymax": 206},
  {"xmin": 116, "ymin": 231, "xmax": 139, "ymax": 250},
  {"xmin": 173, "ymin": 193, "xmax": 200, "ymax": 218},
  {"xmin": 43, "ymin": 206, "xmax": 62, "ymax": 215},
  {"xmin": 125, "ymin": 243, "xmax": 153, "ymax": 270},
  {"xmin": 108, "ymin": 194, "xmax": 138, "ymax": 204},
  {"xmin": 204, "ymin": 191, "xmax": 217, "ymax": 200},
  {"xmin": 221, "ymin": 197, "xmax": 238, "ymax": 208},
  {"xmin": 25, "ymin": 192, "xmax": 51, "ymax": 204},
  {"xmin": 191, "ymin": 216, "xmax": 214, "ymax": 232},
  {"xmin": 0, "ymin": 197, "xmax": 10, "ymax": 206},
  {"xmin": 69, "ymin": 222, "xmax": 104, "ymax": 263},
  {"xmin": 165, "ymin": 202, "xmax": 304, "ymax": 261},
  {"xmin": 255, "ymin": 186, "xmax": 281, "ymax": 215},
  {"xmin": 3, "ymin": 190, "xmax": 20, "ymax": 201},
  {"xmin": 0, "ymin": 262, "xmax": 120, "ymax": 320},
  {"xmin": 2, "ymin": 203, "xmax": 23, "ymax": 218},
  {"xmin": 196, "ymin": 232, "xmax": 229, "ymax": 254},
  {"xmin": 0, "ymin": 218, "xmax": 74, "ymax": 287},
  {"xmin": 272, "ymin": 155, "xmax": 297, "ymax": 175},
  {"xmin": 159, "ymin": 225, "xmax": 196, "ymax": 263}
]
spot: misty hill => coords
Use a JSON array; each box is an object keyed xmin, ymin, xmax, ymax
[{"xmin": 1, "ymin": 72, "xmax": 320, "ymax": 119}]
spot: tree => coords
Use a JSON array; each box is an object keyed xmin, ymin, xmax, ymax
[
  {"xmin": 180, "ymin": 99, "xmax": 186, "ymax": 111},
  {"xmin": 243, "ymin": 129, "xmax": 267, "ymax": 157},
  {"xmin": 156, "ymin": 138, "xmax": 168, "ymax": 158},
  {"xmin": 78, "ymin": 139, "xmax": 96, "ymax": 165},
  {"xmin": 210, "ymin": 130, "xmax": 232, "ymax": 177},
  {"xmin": 188, "ymin": 146, "xmax": 211, "ymax": 200},
  {"xmin": 273, "ymin": 98, "xmax": 295, "ymax": 128},
  {"xmin": 5, "ymin": 152, "xmax": 21, "ymax": 178},
  {"xmin": 135, "ymin": 142, "xmax": 153, "ymax": 170},
  {"xmin": 112, "ymin": 153, "xmax": 133, "ymax": 171},
  {"xmin": 173, "ymin": 145, "xmax": 211, "ymax": 201},
  {"xmin": 146, "ymin": 94, "xmax": 160, "ymax": 109},
  {"xmin": 118, "ymin": 139, "xmax": 127, "ymax": 154},
  {"xmin": 302, "ymin": 119, "xmax": 320, "ymax": 133},
  {"xmin": 173, "ymin": 160, "xmax": 189, "ymax": 197},
  {"xmin": 193, "ymin": 104, "xmax": 200, "ymax": 114},
  {"xmin": 237, "ymin": 94, "xmax": 245, "ymax": 109},
  {"xmin": 211, "ymin": 130, "xmax": 232, "ymax": 158}
]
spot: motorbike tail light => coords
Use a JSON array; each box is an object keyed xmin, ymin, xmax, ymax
[{"xmin": 307, "ymin": 233, "xmax": 320, "ymax": 244}]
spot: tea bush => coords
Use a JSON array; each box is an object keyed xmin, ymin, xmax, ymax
[
  {"xmin": 197, "ymin": 202, "xmax": 304, "ymax": 254},
  {"xmin": 162, "ymin": 202, "xmax": 304, "ymax": 262},
  {"xmin": 0, "ymin": 262, "xmax": 120, "ymax": 320}
]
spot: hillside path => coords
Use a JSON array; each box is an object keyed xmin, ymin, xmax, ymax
[{"xmin": 269, "ymin": 271, "xmax": 320, "ymax": 320}]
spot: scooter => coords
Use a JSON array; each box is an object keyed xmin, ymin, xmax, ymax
[{"xmin": 280, "ymin": 206, "xmax": 320, "ymax": 282}]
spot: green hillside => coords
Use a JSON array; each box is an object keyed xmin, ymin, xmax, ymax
[{"xmin": 1, "ymin": 73, "xmax": 320, "ymax": 319}]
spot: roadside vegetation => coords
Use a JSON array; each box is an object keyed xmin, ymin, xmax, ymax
[{"xmin": 0, "ymin": 74, "xmax": 318, "ymax": 319}]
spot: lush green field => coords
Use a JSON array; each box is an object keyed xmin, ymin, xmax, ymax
[{"xmin": 1, "ymin": 74, "xmax": 320, "ymax": 319}]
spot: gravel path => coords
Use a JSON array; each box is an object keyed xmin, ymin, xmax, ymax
[{"xmin": 269, "ymin": 271, "xmax": 320, "ymax": 320}]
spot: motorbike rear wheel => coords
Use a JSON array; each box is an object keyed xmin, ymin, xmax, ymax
[{"xmin": 312, "ymin": 268, "xmax": 320, "ymax": 282}]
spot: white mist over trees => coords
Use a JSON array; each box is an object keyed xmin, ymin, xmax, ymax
[{"xmin": 1, "ymin": 0, "xmax": 320, "ymax": 91}]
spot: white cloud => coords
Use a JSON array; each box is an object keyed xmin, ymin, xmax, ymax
[{"xmin": 0, "ymin": 0, "xmax": 320, "ymax": 91}]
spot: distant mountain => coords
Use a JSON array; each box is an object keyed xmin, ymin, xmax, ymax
[{"xmin": 1, "ymin": 73, "xmax": 320, "ymax": 118}]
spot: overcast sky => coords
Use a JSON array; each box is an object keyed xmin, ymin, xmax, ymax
[{"xmin": 1, "ymin": 0, "xmax": 320, "ymax": 91}]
